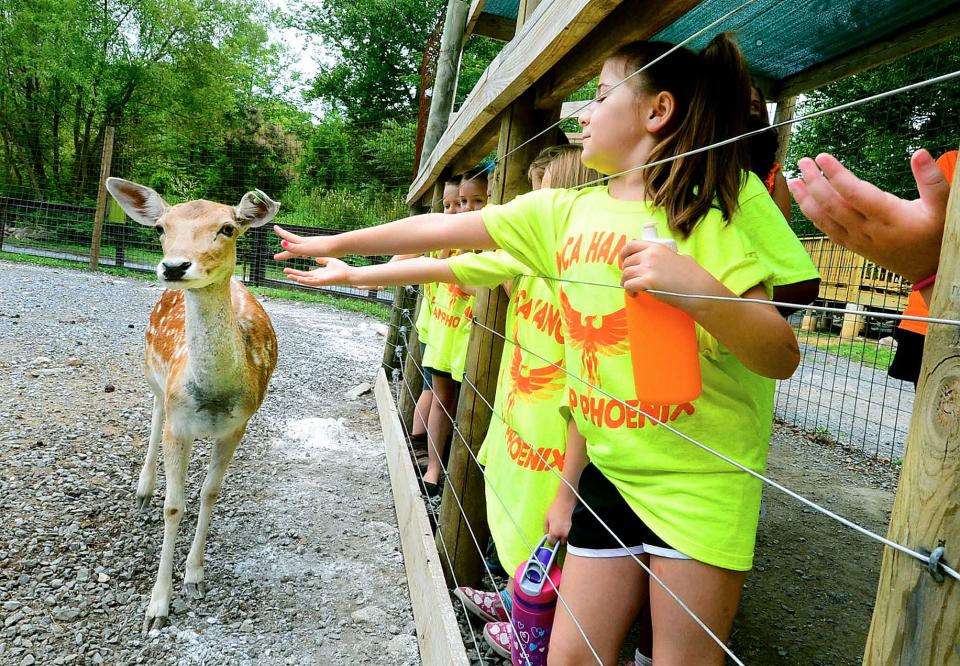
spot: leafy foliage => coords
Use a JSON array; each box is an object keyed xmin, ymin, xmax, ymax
[{"xmin": 786, "ymin": 37, "xmax": 959, "ymax": 235}]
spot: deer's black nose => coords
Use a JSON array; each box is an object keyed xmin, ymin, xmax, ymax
[{"xmin": 161, "ymin": 260, "xmax": 192, "ymax": 281}]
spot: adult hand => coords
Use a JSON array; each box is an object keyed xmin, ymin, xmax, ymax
[{"xmin": 788, "ymin": 150, "xmax": 948, "ymax": 283}]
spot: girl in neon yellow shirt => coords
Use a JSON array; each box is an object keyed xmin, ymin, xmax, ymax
[{"xmin": 274, "ymin": 35, "xmax": 801, "ymax": 666}]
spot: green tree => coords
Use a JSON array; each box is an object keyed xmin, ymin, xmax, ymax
[
  {"xmin": 298, "ymin": 0, "xmax": 445, "ymax": 122},
  {"xmin": 787, "ymin": 37, "xmax": 959, "ymax": 235}
]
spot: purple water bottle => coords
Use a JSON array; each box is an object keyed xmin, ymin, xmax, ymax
[{"xmin": 511, "ymin": 536, "xmax": 562, "ymax": 666}]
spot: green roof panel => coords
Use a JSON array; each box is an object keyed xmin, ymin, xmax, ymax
[{"xmin": 654, "ymin": 0, "xmax": 957, "ymax": 82}]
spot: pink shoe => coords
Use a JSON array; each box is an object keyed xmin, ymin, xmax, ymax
[
  {"xmin": 453, "ymin": 586, "xmax": 509, "ymax": 622},
  {"xmin": 483, "ymin": 621, "xmax": 512, "ymax": 659}
]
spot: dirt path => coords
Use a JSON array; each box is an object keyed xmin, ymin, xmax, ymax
[{"xmin": 0, "ymin": 261, "xmax": 418, "ymax": 665}]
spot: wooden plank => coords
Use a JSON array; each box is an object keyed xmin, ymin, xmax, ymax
[
  {"xmin": 375, "ymin": 369, "xmax": 470, "ymax": 666},
  {"xmin": 863, "ymin": 151, "xmax": 960, "ymax": 664},
  {"xmin": 474, "ymin": 13, "xmax": 517, "ymax": 42},
  {"xmin": 775, "ymin": 6, "xmax": 960, "ymax": 98},
  {"xmin": 463, "ymin": 0, "xmax": 487, "ymax": 40},
  {"xmin": 407, "ymin": 0, "xmax": 628, "ymax": 204},
  {"xmin": 534, "ymin": 0, "xmax": 702, "ymax": 111}
]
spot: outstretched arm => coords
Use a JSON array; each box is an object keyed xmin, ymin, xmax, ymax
[
  {"xmin": 284, "ymin": 256, "xmax": 457, "ymax": 288},
  {"xmin": 787, "ymin": 150, "xmax": 949, "ymax": 289},
  {"xmin": 273, "ymin": 211, "xmax": 495, "ymax": 260}
]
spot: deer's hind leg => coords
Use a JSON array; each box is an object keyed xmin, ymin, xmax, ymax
[
  {"xmin": 136, "ymin": 395, "xmax": 164, "ymax": 511},
  {"xmin": 183, "ymin": 425, "xmax": 245, "ymax": 599}
]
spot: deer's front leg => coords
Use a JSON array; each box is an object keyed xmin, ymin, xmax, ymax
[
  {"xmin": 184, "ymin": 426, "xmax": 244, "ymax": 599},
  {"xmin": 135, "ymin": 396, "xmax": 164, "ymax": 511},
  {"xmin": 143, "ymin": 434, "xmax": 192, "ymax": 634}
]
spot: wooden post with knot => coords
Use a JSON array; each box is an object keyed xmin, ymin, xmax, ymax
[{"xmin": 863, "ymin": 152, "xmax": 960, "ymax": 664}]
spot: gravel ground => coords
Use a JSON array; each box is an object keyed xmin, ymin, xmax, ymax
[{"xmin": 0, "ymin": 260, "xmax": 419, "ymax": 665}]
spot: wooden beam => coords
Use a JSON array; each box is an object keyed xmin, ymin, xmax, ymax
[
  {"xmin": 375, "ymin": 370, "xmax": 469, "ymax": 666},
  {"xmin": 463, "ymin": 0, "xmax": 487, "ymax": 40},
  {"xmin": 862, "ymin": 152, "xmax": 960, "ymax": 664},
  {"xmin": 473, "ymin": 12, "xmax": 517, "ymax": 42},
  {"xmin": 407, "ymin": 0, "xmax": 627, "ymax": 205},
  {"xmin": 435, "ymin": 0, "xmax": 561, "ymax": 590},
  {"xmin": 775, "ymin": 6, "xmax": 960, "ymax": 98},
  {"xmin": 534, "ymin": 0, "xmax": 702, "ymax": 111},
  {"xmin": 89, "ymin": 126, "xmax": 116, "ymax": 270}
]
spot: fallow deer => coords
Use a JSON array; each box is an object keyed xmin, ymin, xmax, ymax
[{"xmin": 106, "ymin": 178, "xmax": 279, "ymax": 632}]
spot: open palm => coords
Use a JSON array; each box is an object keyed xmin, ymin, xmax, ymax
[
  {"xmin": 284, "ymin": 257, "xmax": 352, "ymax": 287},
  {"xmin": 788, "ymin": 150, "xmax": 949, "ymax": 283}
]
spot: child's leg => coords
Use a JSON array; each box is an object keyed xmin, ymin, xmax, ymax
[
  {"xmin": 424, "ymin": 374, "xmax": 458, "ymax": 485},
  {"xmin": 648, "ymin": 556, "xmax": 745, "ymax": 666},
  {"xmin": 411, "ymin": 389, "xmax": 433, "ymax": 437},
  {"xmin": 547, "ymin": 553, "xmax": 647, "ymax": 666}
]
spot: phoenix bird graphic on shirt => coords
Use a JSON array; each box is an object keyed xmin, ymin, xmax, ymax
[
  {"xmin": 559, "ymin": 288, "xmax": 629, "ymax": 388},
  {"xmin": 504, "ymin": 340, "xmax": 564, "ymax": 420}
]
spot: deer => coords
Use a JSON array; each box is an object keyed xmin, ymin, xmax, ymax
[{"xmin": 105, "ymin": 177, "xmax": 280, "ymax": 633}]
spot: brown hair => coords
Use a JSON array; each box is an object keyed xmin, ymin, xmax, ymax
[
  {"xmin": 530, "ymin": 145, "xmax": 600, "ymax": 189},
  {"xmin": 612, "ymin": 33, "xmax": 751, "ymax": 236}
]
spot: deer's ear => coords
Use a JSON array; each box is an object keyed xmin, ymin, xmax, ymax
[
  {"xmin": 105, "ymin": 178, "xmax": 169, "ymax": 227},
  {"xmin": 235, "ymin": 189, "xmax": 280, "ymax": 228}
]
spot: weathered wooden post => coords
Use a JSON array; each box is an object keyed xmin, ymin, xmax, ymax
[
  {"xmin": 862, "ymin": 153, "xmax": 960, "ymax": 664},
  {"xmin": 436, "ymin": 0, "xmax": 559, "ymax": 588},
  {"xmin": 89, "ymin": 126, "xmax": 115, "ymax": 270},
  {"xmin": 383, "ymin": 0, "xmax": 469, "ymax": 379},
  {"xmin": 773, "ymin": 96, "xmax": 796, "ymax": 167}
]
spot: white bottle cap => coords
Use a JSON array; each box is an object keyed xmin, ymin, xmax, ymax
[{"xmin": 641, "ymin": 222, "xmax": 677, "ymax": 252}]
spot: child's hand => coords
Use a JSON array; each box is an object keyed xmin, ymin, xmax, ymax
[
  {"xmin": 273, "ymin": 225, "xmax": 337, "ymax": 261},
  {"xmin": 620, "ymin": 240, "xmax": 718, "ymax": 308},
  {"xmin": 544, "ymin": 495, "xmax": 576, "ymax": 544},
  {"xmin": 283, "ymin": 257, "xmax": 353, "ymax": 287}
]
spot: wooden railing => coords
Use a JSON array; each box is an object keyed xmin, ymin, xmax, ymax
[{"xmin": 800, "ymin": 235, "xmax": 910, "ymax": 310}]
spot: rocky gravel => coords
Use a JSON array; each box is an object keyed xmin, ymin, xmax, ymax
[{"xmin": 0, "ymin": 260, "xmax": 418, "ymax": 665}]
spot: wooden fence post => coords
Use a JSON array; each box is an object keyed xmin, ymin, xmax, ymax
[
  {"xmin": 89, "ymin": 126, "xmax": 115, "ymax": 270},
  {"xmin": 250, "ymin": 226, "xmax": 268, "ymax": 286},
  {"xmin": 436, "ymin": 0, "xmax": 557, "ymax": 588},
  {"xmin": 862, "ymin": 153, "xmax": 960, "ymax": 664},
  {"xmin": 382, "ymin": 282, "xmax": 419, "ymax": 376},
  {"xmin": 773, "ymin": 96, "xmax": 797, "ymax": 167}
]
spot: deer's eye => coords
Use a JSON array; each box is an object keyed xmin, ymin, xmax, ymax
[
  {"xmin": 154, "ymin": 226, "xmax": 164, "ymax": 236},
  {"xmin": 218, "ymin": 225, "xmax": 236, "ymax": 238}
]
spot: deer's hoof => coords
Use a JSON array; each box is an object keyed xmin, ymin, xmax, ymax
[
  {"xmin": 142, "ymin": 612, "xmax": 168, "ymax": 635},
  {"xmin": 183, "ymin": 581, "xmax": 206, "ymax": 600},
  {"xmin": 135, "ymin": 494, "xmax": 152, "ymax": 512}
]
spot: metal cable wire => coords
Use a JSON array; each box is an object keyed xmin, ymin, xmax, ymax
[
  {"xmin": 462, "ymin": 0, "xmax": 764, "ymax": 184},
  {"xmin": 397, "ymin": 303, "xmax": 746, "ymax": 664},
  {"xmin": 392, "ymin": 354, "xmax": 536, "ymax": 665},
  {"xmin": 516, "ymin": 274, "xmax": 960, "ymax": 328},
  {"xmin": 391, "ymin": 363, "xmax": 490, "ymax": 664},
  {"xmin": 464, "ymin": 309, "xmax": 960, "ymax": 583},
  {"xmin": 395, "ymin": 303, "xmax": 605, "ymax": 663}
]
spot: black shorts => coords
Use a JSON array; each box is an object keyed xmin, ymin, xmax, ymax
[
  {"xmin": 418, "ymin": 342, "xmax": 433, "ymax": 390},
  {"xmin": 566, "ymin": 464, "xmax": 689, "ymax": 560}
]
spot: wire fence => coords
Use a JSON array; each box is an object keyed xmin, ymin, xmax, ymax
[
  {"xmin": 381, "ymin": 17, "xmax": 959, "ymax": 663},
  {"xmin": 0, "ymin": 118, "xmax": 422, "ymax": 320}
]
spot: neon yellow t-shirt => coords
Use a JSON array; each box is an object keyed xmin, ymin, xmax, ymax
[
  {"xmin": 737, "ymin": 172, "xmax": 820, "ymax": 287},
  {"xmin": 449, "ymin": 250, "xmax": 568, "ymax": 574},
  {"xmin": 422, "ymin": 251, "xmax": 475, "ymax": 382},
  {"xmin": 415, "ymin": 252, "xmax": 440, "ymax": 344},
  {"xmin": 482, "ymin": 180, "xmax": 781, "ymax": 571}
]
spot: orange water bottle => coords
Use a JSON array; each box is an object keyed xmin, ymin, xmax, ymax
[{"xmin": 623, "ymin": 223, "xmax": 702, "ymax": 405}]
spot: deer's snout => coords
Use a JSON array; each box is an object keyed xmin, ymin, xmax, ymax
[{"xmin": 161, "ymin": 260, "xmax": 193, "ymax": 281}]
